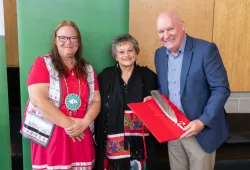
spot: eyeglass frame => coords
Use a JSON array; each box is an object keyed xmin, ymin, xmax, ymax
[{"xmin": 57, "ymin": 36, "xmax": 79, "ymax": 43}]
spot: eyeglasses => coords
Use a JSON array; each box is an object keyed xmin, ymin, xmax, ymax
[{"xmin": 57, "ymin": 36, "xmax": 78, "ymax": 43}]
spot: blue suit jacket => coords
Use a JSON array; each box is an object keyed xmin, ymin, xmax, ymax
[{"xmin": 154, "ymin": 35, "xmax": 230, "ymax": 153}]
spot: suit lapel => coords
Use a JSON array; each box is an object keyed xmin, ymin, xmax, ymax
[
  {"xmin": 180, "ymin": 35, "xmax": 193, "ymax": 97},
  {"xmin": 158, "ymin": 46, "xmax": 169, "ymax": 97},
  {"xmin": 163, "ymin": 48, "xmax": 169, "ymax": 97}
]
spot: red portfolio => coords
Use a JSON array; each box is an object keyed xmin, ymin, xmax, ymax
[{"xmin": 128, "ymin": 95, "xmax": 190, "ymax": 143}]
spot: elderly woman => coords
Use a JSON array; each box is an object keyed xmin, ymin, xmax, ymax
[
  {"xmin": 20, "ymin": 20, "xmax": 100, "ymax": 170},
  {"xmin": 95, "ymin": 34, "xmax": 157, "ymax": 170}
]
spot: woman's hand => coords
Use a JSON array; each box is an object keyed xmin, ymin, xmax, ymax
[
  {"xmin": 143, "ymin": 96, "xmax": 152, "ymax": 102},
  {"xmin": 65, "ymin": 118, "xmax": 88, "ymax": 137},
  {"xmin": 71, "ymin": 133, "xmax": 85, "ymax": 142}
]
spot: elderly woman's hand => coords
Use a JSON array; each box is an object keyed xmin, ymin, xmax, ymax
[
  {"xmin": 143, "ymin": 96, "xmax": 152, "ymax": 102},
  {"xmin": 65, "ymin": 118, "xmax": 88, "ymax": 138}
]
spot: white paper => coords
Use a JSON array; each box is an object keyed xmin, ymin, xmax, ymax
[{"xmin": 0, "ymin": 0, "xmax": 5, "ymax": 36}]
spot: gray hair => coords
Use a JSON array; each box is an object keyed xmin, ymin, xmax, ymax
[{"xmin": 110, "ymin": 34, "xmax": 140, "ymax": 58}]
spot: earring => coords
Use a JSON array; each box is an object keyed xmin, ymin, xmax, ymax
[{"xmin": 116, "ymin": 61, "xmax": 119, "ymax": 68}]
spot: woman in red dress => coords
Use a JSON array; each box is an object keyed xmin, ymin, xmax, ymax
[{"xmin": 21, "ymin": 20, "xmax": 100, "ymax": 170}]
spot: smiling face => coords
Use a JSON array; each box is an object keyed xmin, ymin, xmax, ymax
[
  {"xmin": 55, "ymin": 26, "xmax": 79, "ymax": 58},
  {"xmin": 115, "ymin": 42, "xmax": 137, "ymax": 68},
  {"xmin": 157, "ymin": 11, "xmax": 185, "ymax": 54}
]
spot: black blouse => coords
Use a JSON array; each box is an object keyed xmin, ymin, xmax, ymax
[{"xmin": 94, "ymin": 65, "xmax": 158, "ymax": 170}]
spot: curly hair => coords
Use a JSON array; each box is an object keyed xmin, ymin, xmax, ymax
[{"xmin": 110, "ymin": 34, "xmax": 140, "ymax": 58}]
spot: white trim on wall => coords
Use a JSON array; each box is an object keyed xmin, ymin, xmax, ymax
[{"xmin": 0, "ymin": 0, "xmax": 5, "ymax": 36}]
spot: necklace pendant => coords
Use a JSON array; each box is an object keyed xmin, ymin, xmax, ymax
[
  {"xmin": 69, "ymin": 111, "xmax": 72, "ymax": 117},
  {"xmin": 71, "ymin": 71, "xmax": 74, "ymax": 76},
  {"xmin": 65, "ymin": 94, "xmax": 81, "ymax": 112}
]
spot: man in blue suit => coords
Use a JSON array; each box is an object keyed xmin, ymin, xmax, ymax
[{"xmin": 154, "ymin": 11, "xmax": 230, "ymax": 170}]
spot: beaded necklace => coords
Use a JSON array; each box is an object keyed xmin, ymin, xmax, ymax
[{"xmin": 63, "ymin": 74, "xmax": 81, "ymax": 116}]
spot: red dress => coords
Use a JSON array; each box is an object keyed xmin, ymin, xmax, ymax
[{"xmin": 27, "ymin": 57, "xmax": 99, "ymax": 170}]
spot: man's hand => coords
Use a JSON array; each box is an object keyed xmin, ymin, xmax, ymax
[{"xmin": 180, "ymin": 119, "xmax": 204, "ymax": 138}]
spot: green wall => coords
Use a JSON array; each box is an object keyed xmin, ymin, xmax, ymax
[
  {"xmin": 17, "ymin": 0, "xmax": 129, "ymax": 169},
  {"xmin": 0, "ymin": 36, "xmax": 12, "ymax": 170}
]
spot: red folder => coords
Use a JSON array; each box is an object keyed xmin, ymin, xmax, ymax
[{"xmin": 128, "ymin": 95, "xmax": 190, "ymax": 143}]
